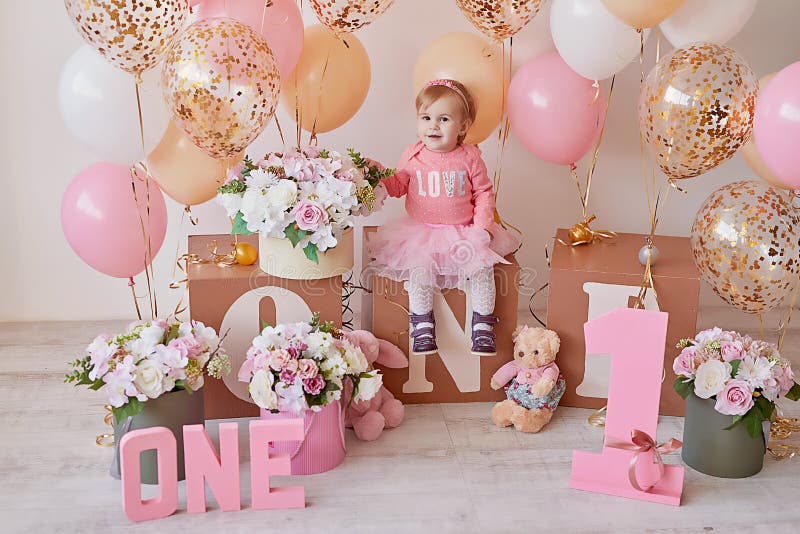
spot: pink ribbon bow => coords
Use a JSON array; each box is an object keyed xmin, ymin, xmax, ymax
[{"xmin": 605, "ymin": 429, "xmax": 682, "ymax": 492}]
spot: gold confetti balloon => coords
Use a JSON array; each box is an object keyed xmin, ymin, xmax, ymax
[
  {"xmin": 455, "ymin": 0, "xmax": 543, "ymax": 41},
  {"xmin": 64, "ymin": 0, "xmax": 189, "ymax": 76},
  {"xmin": 162, "ymin": 18, "xmax": 281, "ymax": 159},
  {"xmin": 639, "ymin": 43, "xmax": 757, "ymax": 181},
  {"xmin": 691, "ymin": 181, "xmax": 800, "ymax": 315},
  {"xmin": 310, "ymin": 0, "xmax": 395, "ymax": 34}
]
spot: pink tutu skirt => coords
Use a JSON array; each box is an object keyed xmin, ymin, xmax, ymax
[{"xmin": 367, "ymin": 217, "xmax": 520, "ymax": 289}]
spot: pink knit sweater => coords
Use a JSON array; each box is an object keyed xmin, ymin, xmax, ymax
[{"xmin": 381, "ymin": 142, "xmax": 496, "ymax": 229}]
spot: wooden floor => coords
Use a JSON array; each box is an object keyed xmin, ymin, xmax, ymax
[{"xmin": 2, "ymin": 316, "xmax": 800, "ymax": 533}]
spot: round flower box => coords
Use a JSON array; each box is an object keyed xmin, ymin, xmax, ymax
[
  {"xmin": 260, "ymin": 400, "xmax": 346, "ymax": 475},
  {"xmin": 681, "ymin": 393, "xmax": 766, "ymax": 478},
  {"xmin": 259, "ymin": 227, "xmax": 354, "ymax": 280},
  {"xmin": 111, "ymin": 389, "xmax": 205, "ymax": 484}
]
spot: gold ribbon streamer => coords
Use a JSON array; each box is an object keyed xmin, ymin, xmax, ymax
[
  {"xmin": 768, "ymin": 416, "xmax": 800, "ymax": 460},
  {"xmin": 168, "ymin": 239, "xmax": 242, "ymax": 319},
  {"xmin": 95, "ymin": 405, "xmax": 115, "ymax": 447},
  {"xmin": 557, "ymin": 214, "xmax": 618, "ymax": 247},
  {"xmin": 605, "ymin": 429, "xmax": 682, "ymax": 492}
]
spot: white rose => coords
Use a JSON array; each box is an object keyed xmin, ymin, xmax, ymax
[
  {"xmin": 133, "ymin": 359, "xmax": 167, "ymax": 399},
  {"xmin": 265, "ymin": 179, "xmax": 298, "ymax": 210},
  {"xmin": 694, "ymin": 360, "xmax": 732, "ymax": 399},
  {"xmin": 249, "ymin": 369, "xmax": 278, "ymax": 410},
  {"xmin": 354, "ymin": 372, "xmax": 383, "ymax": 402}
]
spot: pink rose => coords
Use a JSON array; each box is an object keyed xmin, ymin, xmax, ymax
[
  {"xmin": 302, "ymin": 375, "xmax": 325, "ymax": 395},
  {"xmin": 291, "ymin": 200, "xmax": 328, "ymax": 232},
  {"xmin": 335, "ymin": 169, "xmax": 355, "ymax": 182},
  {"xmin": 279, "ymin": 368, "xmax": 297, "ymax": 384},
  {"xmin": 168, "ymin": 336, "xmax": 202, "ymax": 359},
  {"xmin": 297, "ymin": 359, "xmax": 319, "ymax": 380},
  {"xmin": 720, "ymin": 340, "xmax": 744, "ymax": 362},
  {"xmin": 673, "ymin": 347, "xmax": 698, "ymax": 378},
  {"xmin": 714, "ymin": 379, "xmax": 755, "ymax": 416},
  {"xmin": 238, "ymin": 358, "xmax": 255, "ymax": 383},
  {"xmin": 283, "ymin": 358, "xmax": 299, "ymax": 373},
  {"xmin": 269, "ymin": 349, "xmax": 293, "ymax": 371}
]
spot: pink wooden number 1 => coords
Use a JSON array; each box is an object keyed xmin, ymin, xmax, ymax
[{"xmin": 569, "ymin": 308, "xmax": 684, "ymax": 505}]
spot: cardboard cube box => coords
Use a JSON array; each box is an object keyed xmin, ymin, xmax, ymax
[
  {"xmin": 187, "ymin": 234, "xmax": 343, "ymax": 420},
  {"xmin": 364, "ymin": 227, "xmax": 519, "ymax": 404},
  {"xmin": 546, "ymin": 229, "xmax": 700, "ymax": 416}
]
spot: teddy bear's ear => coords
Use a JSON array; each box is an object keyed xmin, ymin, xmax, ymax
[
  {"xmin": 547, "ymin": 330, "xmax": 561, "ymax": 354},
  {"xmin": 512, "ymin": 325, "xmax": 529, "ymax": 342}
]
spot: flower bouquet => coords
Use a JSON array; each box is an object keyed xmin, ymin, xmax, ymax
[
  {"xmin": 237, "ymin": 313, "xmax": 383, "ymax": 474},
  {"xmin": 66, "ymin": 319, "xmax": 230, "ymax": 482},
  {"xmin": 238, "ymin": 313, "xmax": 382, "ymax": 413},
  {"xmin": 217, "ymin": 146, "xmax": 392, "ymax": 264},
  {"xmin": 673, "ymin": 327, "xmax": 800, "ymax": 477},
  {"xmin": 66, "ymin": 319, "xmax": 230, "ymax": 423}
]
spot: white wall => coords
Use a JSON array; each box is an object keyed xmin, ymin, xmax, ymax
[{"xmin": 1, "ymin": 0, "xmax": 799, "ymax": 322}]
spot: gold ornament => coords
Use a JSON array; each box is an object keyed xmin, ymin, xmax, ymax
[
  {"xmin": 310, "ymin": 0, "xmax": 395, "ymax": 34},
  {"xmin": 64, "ymin": 0, "xmax": 189, "ymax": 76},
  {"xmin": 455, "ymin": 0, "xmax": 543, "ymax": 41},
  {"xmin": 639, "ymin": 43, "xmax": 757, "ymax": 181},
  {"xmin": 162, "ymin": 18, "xmax": 281, "ymax": 159},
  {"xmin": 691, "ymin": 181, "xmax": 800, "ymax": 315},
  {"xmin": 234, "ymin": 243, "xmax": 258, "ymax": 266}
]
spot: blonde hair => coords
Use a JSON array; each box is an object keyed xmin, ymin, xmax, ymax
[{"xmin": 415, "ymin": 79, "xmax": 476, "ymax": 144}]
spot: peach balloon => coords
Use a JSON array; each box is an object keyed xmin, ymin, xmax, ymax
[
  {"xmin": 413, "ymin": 32, "xmax": 506, "ymax": 145},
  {"xmin": 147, "ymin": 122, "xmax": 243, "ymax": 206},
  {"xmin": 742, "ymin": 74, "xmax": 789, "ymax": 189},
  {"xmin": 601, "ymin": 0, "xmax": 685, "ymax": 29},
  {"xmin": 280, "ymin": 25, "xmax": 371, "ymax": 134}
]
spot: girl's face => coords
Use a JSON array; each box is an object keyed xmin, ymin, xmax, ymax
[{"xmin": 416, "ymin": 94, "xmax": 470, "ymax": 153}]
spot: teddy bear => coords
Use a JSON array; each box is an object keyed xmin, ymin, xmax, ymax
[
  {"xmin": 490, "ymin": 325, "xmax": 566, "ymax": 433},
  {"xmin": 342, "ymin": 330, "xmax": 408, "ymax": 441}
]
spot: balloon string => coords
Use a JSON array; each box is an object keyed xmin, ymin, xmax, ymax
[
  {"xmin": 309, "ymin": 39, "xmax": 335, "ymax": 146},
  {"xmin": 168, "ymin": 209, "xmax": 189, "ymax": 320},
  {"xmin": 260, "ymin": 0, "xmax": 273, "ymax": 34},
  {"xmin": 133, "ymin": 81, "xmax": 158, "ymax": 319},
  {"xmin": 128, "ymin": 277, "xmax": 143, "ymax": 321},
  {"xmin": 581, "ymin": 74, "xmax": 615, "ymax": 220},
  {"xmin": 295, "ymin": 0, "xmax": 303, "ymax": 149},
  {"xmin": 634, "ymin": 29, "xmax": 662, "ymax": 310}
]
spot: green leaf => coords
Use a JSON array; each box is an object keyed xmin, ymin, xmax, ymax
[
  {"xmin": 165, "ymin": 323, "xmax": 181, "ymax": 343},
  {"xmin": 231, "ymin": 211, "xmax": 253, "ymax": 235},
  {"xmin": 786, "ymin": 382, "xmax": 800, "ymax": 401},
  {"xmin": 755, "ymin": 395, "xmax": 775, "ymax": 420},
  {"xmin": 111, "ymin": 398, "xmax": 144, "ymax": 424},
  {"xmin": 673, "ymin": 377, "xmax": 694, "ymax": 400},
  {"xmin": 283, "ymin": 224, "xmax": 308, "ymax": 247},
  {"xmin": 88, "ymin": 378, "xmax": 105, "ymax": 391},
  {"xmin": 730, "ymin": 359, "xmax": 741, "ymax": 376},
  {"xmin": 174, "ymin": 379, "xmax": 186, "ymax": 391},
  {"xmin": 217, "ymin": 179, "xmax": 246, "ymax": 195},
  {"xmin": 261, "ymin": 319, "xmax": 271, "ymax": 331},
  {"xmin": 303, "ymin": 243, "xmax": 319, "ymax": 264},
  {"xmin": 723, "ymin": 415, "xmax": 743, "ymax": 430},
  {"xmin": 742, "ymin": 409, "xmax": 764, "ymax": 439}
]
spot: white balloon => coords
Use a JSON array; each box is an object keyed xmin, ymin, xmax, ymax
[
  {"xmin": 550, "ymin": 0, "xmax": 649, "ymax": 81},
  {"xmin": 58, "ymin": 46, "xmax": 169, "ymax": 164},
  {"xmin": 660, "ymin": 0, "xmax": 757, "ymax": 48}
]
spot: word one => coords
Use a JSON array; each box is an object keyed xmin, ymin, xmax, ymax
[{"xmin": 120, "ymin": 419, "xmax": 305, "ymax": 522}]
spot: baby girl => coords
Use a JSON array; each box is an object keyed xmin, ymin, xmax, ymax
[{"xmin": 368, "ymin": 79, "xmax": 519, "ymax": 356}]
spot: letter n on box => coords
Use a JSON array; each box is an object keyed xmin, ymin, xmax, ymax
[
  {"xmin": 363, "ymin": 227, "xmax": 519, "ymax": 403},
  {"xmin": 546, "ymin": 229, "xmax": 699, "ymax": 416},
  {"xmin": 187, "ymin": 234, "xmax": 343, "ymax": 420}
]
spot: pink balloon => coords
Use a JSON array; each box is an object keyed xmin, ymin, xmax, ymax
[
  {"xmin": 754, "ymin": 61, "xmax": 800, "ymax": 189},
  {"xmin": 508, "ymin": 52, "xmax": 606, "ymax": 166},
  {"xmin": 196, "ymin": 0, "xmax": 303, "ymax": 79},
  {"xmin": 61, "ymin": 162, "xmax": 168, "ymax": 279}
]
